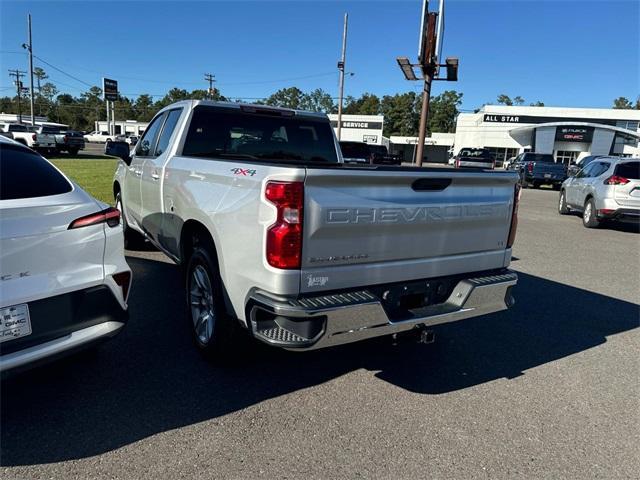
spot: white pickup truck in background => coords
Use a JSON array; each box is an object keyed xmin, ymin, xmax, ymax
[
  {"xmin": 110, "ymin": 100, "xmax": 520, "ymax": 359},
  {"xmin": 84, "ymin": 130, "xmax": 115, "ymax": 143},
  {"xmin": 0, "ymin": 123, "xmax": 56, "ymax": 152}
]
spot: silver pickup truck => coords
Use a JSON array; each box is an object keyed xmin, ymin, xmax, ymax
[{"xmin": 110, "ymin": 100, "xmax": 519, "ymax": 358}]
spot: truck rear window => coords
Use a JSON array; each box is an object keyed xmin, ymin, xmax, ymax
[
  {"xmin": 523, "ymin": 154, "xmax": 555, "ymax": 162},
  {"xmin": 0, "ymin": 144, "xmax": 72, "ymax": 200},
  {"xmin": 615, "ymin": 161, "xmax": 640, "ymax": 180},
  {"xmin": 182, "ymin": 106, "xmax": 338, "ymax": 163}
]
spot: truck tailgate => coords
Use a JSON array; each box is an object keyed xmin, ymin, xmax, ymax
[{"xmin": 300, "ymin": 168, "xmax": 518, "ymax": 293}]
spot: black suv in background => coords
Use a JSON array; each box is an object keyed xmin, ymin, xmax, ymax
[{"xmin": 339, "ymin": 141, "xmax": 402, "ymax": 165}]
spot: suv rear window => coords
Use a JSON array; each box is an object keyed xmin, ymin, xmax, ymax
[
  {"xmin": 615, "ymin": 161, "xmax": 640, "ymax": 180},
  {"xmin": 183, "ymin": 106, "xmax": 338, "ymax": 163},
  {"xmin": 0, "ymin": 144, "xmax": 72, "ymax": 200}
]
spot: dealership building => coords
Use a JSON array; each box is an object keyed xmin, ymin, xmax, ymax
[{"xmin": 387, "ymin": 105, "xmax": 640, "ymax": 165}]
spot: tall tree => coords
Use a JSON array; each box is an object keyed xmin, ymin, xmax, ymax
[
  {"xmin": 264, "ymin": 87, "xmax": 305, "ymax": 109},
  {"xmin": 380, "ymin": 92, "xmax": 420, "ymax": 136},
  {"xmin": 496, "ymin": 94, "xmax": 513, "ymax": 106},
  {"xmin": 300, "ymin": 88, "xmax": 336, "ymax": 113},
  {"xmin": 513, "ymin": 96, "xmax": 525, "ymax": 105},
  {"xmin": 612, "ymin": 96, "xmax": 633, "ymax": 109},
  {"xmin": 428, "ymin": 90, "xmax": 463, "ymax": 133},
  {"xmin": 343, "ymin": 93, "xmax": 381, "ymax": 115},
  {"xmin": 530, "ymin": 101, "xmax": 545, "ymax": 106}
]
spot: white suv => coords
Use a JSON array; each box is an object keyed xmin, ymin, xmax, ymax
[
  {"xmin": 0, "ymin": 136, "xmax": 131, "ymax": 373},
  {"xmin": 559, "ymin": 157, "xmax": 640, "ymax": 228}
]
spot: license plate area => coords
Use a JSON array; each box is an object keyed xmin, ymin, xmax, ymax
[
  {"xmin": 1, "ymin": 304, "xmax": 32, "ymax": 343},
  {"xmin": 544, "ymin": 173, "xmax": 552, "ymax": 178}
]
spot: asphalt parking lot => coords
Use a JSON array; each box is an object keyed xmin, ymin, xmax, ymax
[{"xmin": 1, "ymin": 188, "xmax": 638, "ymax": 479}]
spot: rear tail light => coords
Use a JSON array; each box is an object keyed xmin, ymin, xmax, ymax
[
  {"xmin": 597, "ymin": 209, "xmax": 615, "ymax": 216},
  {"xmin": 455, "ymin": 159, "xmax": 460, "ymax": 168},
  {"xmin": 507, "ymin": 183, "xmax": 520, "ymax": 248},
  {"xmin": 265, "ymin": 181, "xmax": 303, "ymax": 269},
  {"xmin": 32, "ymin": 133, "xmax": 37, "ymax": 141},
  {"xmin": 527, "ymin": 162, "xmax": 533, "ymax": 173},
  {"xmin": 63, "ymin": 135, "xmax": 69, "ymax": 143},
  {"xmin": 113, "ymin": 271, "xmax": 131, "ymax": 302},
  {"xmin": 68, "ymin": 207, "xmax": 121, "ymax": 229},
  {"xmin": 604, "ymin": 175, "xmax": 629, "ymax": 185}
]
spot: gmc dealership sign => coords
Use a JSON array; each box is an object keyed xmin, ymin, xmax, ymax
[
  {"xmin": 555, "ymin": 126, "xmax": 594, "ymax": 142},
  {"xmin": 330, "ymin": 121, "xmax": 384, "ymax": 130}
]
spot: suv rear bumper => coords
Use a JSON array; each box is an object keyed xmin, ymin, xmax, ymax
[
  {"xmin": 0, "ymin": 285, "xmax": 127, "ymax": 373},
  {"xmin": 247, "ymin": 269, "xmax": 517, "ymax": 350},
  {"xmin": 597, "ymin": 207, "xmax": 640, "ymax": 223}
]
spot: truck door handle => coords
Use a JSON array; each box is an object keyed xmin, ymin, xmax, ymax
[
  {"xmin": 134, "ymin": 169, "xmax": 142, "ymax": 177},
  {"xmin": 151, "ymin": 172, "xmax": 160, "ymax": 180}
]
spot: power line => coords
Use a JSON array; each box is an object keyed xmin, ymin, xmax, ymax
[{"xmin": 32, "ymin": 54, "xmax": 93, "ymax": 88}]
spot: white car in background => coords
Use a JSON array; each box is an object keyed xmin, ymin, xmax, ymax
[
  {"xmin": 84, "ymin": 130, "xmax": 114, "ymax": 143},
  {"xmin": 0, "ymin": 136, "xmax": 131, "ymax": 374}
]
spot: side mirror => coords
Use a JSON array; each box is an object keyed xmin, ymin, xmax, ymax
[
  {"xmin": 567, "ymin": 166, "xmax": 578, "ymax": 177},
  {"xmin": 105, "ymin": 141, "xmax": 131, "ymax": 165}
]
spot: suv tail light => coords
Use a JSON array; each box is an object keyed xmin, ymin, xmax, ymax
[
  {"xmin": 507, "ymin": 184, "xmax": 520, "ymax": 248},
  {"xmin": 527, "ymin": 162, "xmax": 533, "ymax": 173},
  {"xmin": 63, "ymin": 135, "xmax": 69, "ymax": 143},
  {"xmin": 32, "ymin": 133, "xmax": 37, "ymax": 141},
  {"xmin": 265, "ymin": 181, "xmax": 303, "ymax": 269},
  {"xmin": 68, "ymin": 207, "xmax": 121, "ymax": 229},
  {"xmin": 604, "ymin": 175, "xmax": 629, "ymax": 185}
]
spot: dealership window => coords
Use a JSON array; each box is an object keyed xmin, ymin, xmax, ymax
[
  {"xmin": 555, "ymin": 151, "xmax": 578, "ymax": 165},
  {"xmin": 616, "ymin": 120, "xmax": 639, "ymax": 131},
  {"xmin": 483, "ymin": 147, "xmax": 519, "ymax": 166}
]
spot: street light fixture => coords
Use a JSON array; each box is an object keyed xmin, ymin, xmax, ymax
[{"xmin": 396, "ymin": 57, "xmax": 418, "ymax": 81}]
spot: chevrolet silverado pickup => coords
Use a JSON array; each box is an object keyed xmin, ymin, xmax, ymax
[{"xmin": 109, "ymin": 100, "xmax": 519, "ymax": 358}]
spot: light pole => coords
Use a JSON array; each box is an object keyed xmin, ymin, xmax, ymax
[
  {"xmin": 336, "ymin": 13, "xmax": 348, "ymax": 141},
  {"xmin": 22, "ymin": 14, "xmax": 35, "ymax": 127}
]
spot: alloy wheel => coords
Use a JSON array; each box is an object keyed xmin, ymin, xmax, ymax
[{"xmin": 189, "ymin": 265, "xmax": 216, "ymax": 345}]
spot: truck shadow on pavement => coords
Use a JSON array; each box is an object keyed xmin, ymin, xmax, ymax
[{"xmin": 1, "ymin": 256, "xmax": 638, "ymax": 466}]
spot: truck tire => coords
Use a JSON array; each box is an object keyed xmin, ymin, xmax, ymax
[
  {"xmin": 69, "ymin": 147, "xmax": 79, "ymax": 156},
  {"xmin": 185, "ymin": 239, "xmax": 244, "ymax": 361},
  {"xmin": 582, "ymin": 198, "xmax": 600, "ymax": 228},
  {"xmin": 558, "ymin": 190, "xmax": 570, "ymax": 215},
  {"xmin": 115, "ymin": 192, "xmax": 146, "ymax": 249}
]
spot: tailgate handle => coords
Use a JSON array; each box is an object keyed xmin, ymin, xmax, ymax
[{"xmin": 412, "ymin": 178, "xmax": 452, "ymax": 192}]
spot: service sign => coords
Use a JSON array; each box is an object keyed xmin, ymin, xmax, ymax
[
  {"xmin": 103, "ymin": 78, "xmax": 118, "ymax": 101},
  {"xmin": 555, "ymin": 126, "xmax": 594, "ymax": 142}
]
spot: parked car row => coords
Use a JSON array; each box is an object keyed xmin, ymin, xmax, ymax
[
  {"xmin": 0, "ymin": 100, "xmax": 521, "ymax": 374},
  {"xmin": 0, "ymin": 122, "xmax": 85, "ymax": 155}
]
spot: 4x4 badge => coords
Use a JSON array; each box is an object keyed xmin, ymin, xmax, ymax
[{"xmin": 230, "ymin": 168, "xmax": 257, "ymax": 176}]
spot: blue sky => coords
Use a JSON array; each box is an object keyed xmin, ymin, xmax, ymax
[{"xmin": 1, "ymin": 1, "xmax": 638, "ymax": 111}]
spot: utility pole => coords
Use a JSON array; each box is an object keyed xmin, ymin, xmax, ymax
[
  {"xmin": 336, "ymin": 13, "xmax": 348, "ymax": 141},
  {"xmin": 8, "ymin": 69, "xmax": 27, "ymax": 123},
  {"xmin": 396, "ymin": 0, "xmax": 458, "ymax": 167},
  {"xmin": 25, "ymin": 14, "xmax": 35, "ymax": 127},
  {"xmin": 204, "ymin": 73, "xmax": 215, "ymax": 99}
]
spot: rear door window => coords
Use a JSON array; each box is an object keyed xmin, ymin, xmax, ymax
[
  {"xmin": 615, "ymin": 161, "xmax": 640, "ymax": 179},
  {"xmin": 0, "ymin": 144, "xmax": 72, "ymax": 200},
  {"xmin": 182, "ymin": 106, "xmax": 338, "ymax": 163}
]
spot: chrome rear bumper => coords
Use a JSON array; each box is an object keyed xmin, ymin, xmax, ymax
[{"xmin": 248, "ymin": 270, "xmax": 517, "ymax": 351}]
